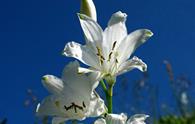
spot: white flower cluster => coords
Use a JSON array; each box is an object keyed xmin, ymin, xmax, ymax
[{"xmin": 36, "ymin": 0, "xmax": 153, "ymax": 124}]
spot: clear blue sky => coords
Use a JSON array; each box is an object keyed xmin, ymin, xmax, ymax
[{"xmin": 0, "ymin": 0, "xmax": 195, "ymax": 123}]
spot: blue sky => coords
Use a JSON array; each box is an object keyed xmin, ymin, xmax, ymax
[{"xmin": 0, "ymin": 0, "xmax": 195, "ymax": 123}]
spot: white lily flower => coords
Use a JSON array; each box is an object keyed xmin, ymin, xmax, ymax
[
  {"xmin": 36, "ymin": 61, "xmax": 106, "ymax": 124},
  {"xmin": 94, "ymin": 113, "xmax": 149, "ymax": 124},
  {"xmin": 63, "ymin": 11, "xmax": 153, "ymax": 81},
  {"xmin": 80, "ymin": 0, "xmax": 97, "ymax": 21}
]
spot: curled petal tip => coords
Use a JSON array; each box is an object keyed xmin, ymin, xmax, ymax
[
  {"xmin": 142, "ymin": 65, "xmax": 147, "ymax": 72},
  {"xmin": 115, "ymin": 11, "xmax": 127, "ymax": 18},
  {"xmin": 144, "ymin": 29, "xmax": 153, "ymax": 37},
  {"xmin": 77, "ymin": 13, "xmax": 86, "ymax": 20},
  {"xmin": 61, "ymin": 50, "xmax": 65, "ymax": 56},
  {"xmin": 42, "ymin": 76, "xmax": 48, "ymax": 81}
]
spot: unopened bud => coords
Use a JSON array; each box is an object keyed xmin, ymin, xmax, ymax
[{"xmin": 80, "ymin": 0, "xmax": 97, "ymax": 21}]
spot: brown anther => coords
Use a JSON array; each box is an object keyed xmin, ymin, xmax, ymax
[
  {"xmin": 101, "ymin": 55, "xmax": 105, "ymax": 60},
  {"xmin": 108, "ymin": 52, "xmax": 113, "ymax": 61},
  {"xmin": 64, "ymin": 102, "xmax": 84, "ymax": 113},
  {"xmin": 112, "ymin": 41, "xmax": 117, "ymax": 50},
  {"xmin": 115, "ymin": 58, "xmax": 119, "ymax": 63},
  {"xmin": 82, "ymin": 101, "xmax": 86, "ymax": 108}
]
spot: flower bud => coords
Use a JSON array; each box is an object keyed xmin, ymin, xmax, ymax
[{"xmin": 80, "ymin": 0, "xmax": 97, "ymax": 21}]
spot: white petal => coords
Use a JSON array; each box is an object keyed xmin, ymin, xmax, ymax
[
  {"xmin": 108, "ymin": 11, "xmax": 127, "ymax": 26},
  {"xmin": 78, "ymin": 13, "xmax": 103, "ymax": 48},
  {"xmin": 88, "ymin": 71, "xmax": 103, "ymax": 90},
  {"xmin": 42, "ymin": 75, "xmax": 64, "ymax": 95},
  {"xmin": 117, "ymin": 29, "xmax": 153, "ymax": 63},
  {"xmin": 103, "ymin": 11, "xmax": 127, "ymax": 57},
  {"xmin": 117, "ymin": 56, "xmax": 147, "ymax": 76},
  {"xmin": 85, "ymin": 91, "xmax": 106, "ymax": 117},
  {"xmin": 78, "ymin": 67, "xmax": 102, "ymax": 90},
  {"xmin": 63, "ymin": 41, "xmax": 100, "ymax": 69},
  {"xmin": 94, "ymin": 118, "xmax": 106, "ymax": 124},
  {"xmin": 36, "ymin": 96, "xmax": 63, "ymax": 117},
  {"xmin": 106, "ymin": 113, "xmax": 127, "ymax": 124},
  {"xmin": 127, "ymin": 114, "xmax": 149, "ymax": 124},
  {"xmin": 61, "ymin": 61, "xmax": 92, "ymax": 98},
  {"xmin": 78, "ymin": 67, "xmax": 96, "ymax": 73},
  {"xmin": 52, "ymin": 117, "xmax": 67, "ymax": 124}
]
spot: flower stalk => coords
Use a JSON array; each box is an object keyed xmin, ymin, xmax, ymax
[
  {"xmin": 100, "ymin": 79, "xmax": 115, "ymax": 113},
  {"xmin": 107, "ymin": 83, "xmax": 114, "ymax": 113}
]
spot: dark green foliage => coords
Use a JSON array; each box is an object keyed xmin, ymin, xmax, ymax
[{"xmin": 158, "ymin": 112, "xmax": 195, "ymax": 124}]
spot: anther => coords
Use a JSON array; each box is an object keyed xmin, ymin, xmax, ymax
[
  {"xmin": 108, "ymin": 52, "xmax": 113, "ymax": 62},
  {"xmin": 112, "ymin": 41, "xmax": 117, "ymax": 50},
  {"xmin": 96, "ymin": 46, "xmax": 105, "ymax": 65},
  {"xmin": 82, "ymin": 101, "xmax": 86, "ymax": 108},
  {"xmin": 115, "ymin": 58, "xmax": 119, "ymax": 63},
  {"xmin": 64, "ymin": 104, "xmax": 73, "ymax": 111},
  {"xmin": 64, "ymin": 102, "xmax": 84, "ymax": 113},
  {"xmin": 101, "ymin": 56, "xmax": 105, "ymax": 60}
]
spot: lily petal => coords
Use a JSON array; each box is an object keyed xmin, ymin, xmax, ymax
[
  {"xmin": 78, "ymin": 67, "xmax": 102, "ymax": 90},
  {"xmin": 61, "ymin": 61, "xmax": 92, "ymax": 99},
  {"xmin": 127, "ymin": 114, "xmax": 149, "ymax": 124},
  {"xmin": 117, "ymin": 56, "xmax": 147, "ymax": 76},
  {"xmin": 52, "ymin": 117, "xmax": 68, "ymax": 124},
  {"xmin": 88, "ymin": 71, "xmax": 103, "ymax": 90},
  {"xmin": 63, "ymin": 42, "xmax": 99, "ymax": 69},
  {"xmin": 94, "ymin": 118, "xmax": 106, "ymax": 124},
  {"xmin": 103, "ymin": 11, "xmax": 128, "ymax": 57},
  {"xmin": 42, "ymin": 75, "xmax": 64, "ymax": 95},
  {"xmin": 108, "ymin": 11, "xmax": 127, "ymax": 26},
  {"xmin": 78, "ymin": 13, "xmax": 103, "ymax": 48},
  {"xmin": 86, "ymin": 92, "xmax": 107, "ymax": 117},
  {"xmin": 78, "ymin": 67, "xmax": 95, "ymax": 74},
  {"xmin": 36, "ymin": 96, "xmax": 63, "ymax": 117},
  {"xmin": 117, "ymin": 29, "xmax": 153, "ymax": 63}
]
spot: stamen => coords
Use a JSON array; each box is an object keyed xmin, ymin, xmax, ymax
[
  {"xmin": 96, "ymin": 46, "xmax": 105, "ymax": 65},
  {"xmin": 73, "ymin": 104, "xmax": 77, "ymax": 113},
  {"xmin": 115, "ymin": 58, "xmax": 119, "ymax": 63},
  {"xmin": 64, "ymin": 102, "xmax": 85, "ymax": 113},
  {"xmin": 108, "ymin": 52, "xmax": 113, "ymax": 62},
  {"xmin": 112, "ymin": 41, "xmax": 117, "ymax": 50},
  {"xmin": 107, "ymin": 41, "xmax": 117, "ymax": 62},
  {"xmin": 82, "ymin": 101, "xmax": 86, "ymax": 108},
  {"xmin": 101, "ymin": 56, "xmax": 105, "ymax": 60},
  {"xmin": 64, "ymin": 104, "xmax": 73, "ymax": 111},
  {"xmin": 100, "ymin": 59, "xmax": 104, "ymax": 65}
]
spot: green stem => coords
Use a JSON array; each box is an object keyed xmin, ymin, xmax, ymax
[
  {"xmin": 100, "ymin": 80, "xmax": 107, "ymax": 92},
  {"xmin": 107, "ymin": 84, "xmax": 113, "ymax": 113},
  {"xmin": 100, "ymin": 79, "xmax": 114, "ymax": 113}
]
